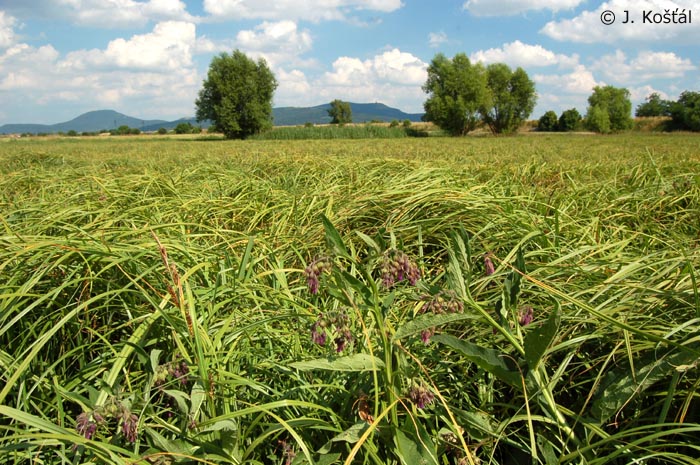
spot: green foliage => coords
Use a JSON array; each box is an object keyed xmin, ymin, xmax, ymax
[
  {"xmin": 250, "ymin": 124, "xmax": 422, "ymax": 140},
  {"xmin": 636, "ymin": 92, "xmax": 672, "ymax": 117},
  {"xmin": 669, "ymin": 90, "xmax": 700, "ymax": 131},
  {"xmin": 0, "ymin": 135, "xmax": 698, "ymax": 464},
  {"xmin": 586, "ymin": 85, "xmax": 633, "ymax": 132},
  {"xmin": 195, "ymin": 49, "xmax": 277, "ymax": 139},
  {"xmin": 174, "ymin": 122, "xmax": 201, "ymax": 134},
  {"xmin": 157, "ymin": 127, "xmax": 168, "ymax": 135},
  {"xmin": 389, "ymin": 119, "xmax": 400, "ymax": 128},
  {"xmin": 66, "ymin": 129, "xmax": 78, "ymax": 137},
  {"xmin": 537, "ymin": 111, "xmax": 558, "ymax": 132},
  {"xmin": 481, "ymin": 63, "xmax": 537, "ymax": 134},
  {"xmin": 558, "ymin": 108, "xmax": 582, "ymax": 131},
  {"xmin": 586, "ymin": 105, "xmax": 612, "ymax": 133},
  {"xmin": 328, "ymin": 99, "xmax": 353, "ymax": 125},
  {"xmin": 422, "ymin": 53, "xmax": 488, "ymax": 135}
]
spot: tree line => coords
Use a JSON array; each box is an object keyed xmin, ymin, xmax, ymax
[{"xmin": 195, "ymin": 50, "xmax": 700, "ymax": 139}]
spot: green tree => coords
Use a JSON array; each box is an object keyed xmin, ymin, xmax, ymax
[
  {"xmin": 175, "ymin": 122, "xmax": 195, "ymax": 134},
  {"xmin": 537, "ymin": 111, "xmax": 558, "ymax": 132},
  {"xmin": 480, "ymin": 63, "xmax": 537, "ymax": 134},
  {"xmin": 157, "ymin": 127, "xmax": 168, "ymax": 135},
  {"xmin": 635, "ymin": 92, "xmax": 671, "ymax": 117},
  {"xmin": 328, "ymin": 100, "xmax": 352, "ymax": 125},
  {"xmin": 669, "ymin": 91, "xmax": 700, "ymax": 131},
  {"xmin": 422, "ymin": 53, "xmax": 488, "ymax": 136},
  {"xmin": 195, "ymin": 50, "xmax": 278, "ymax": 139},
  {"xmin": 585, "ymin": 86, "xmax": 633, "ymax": 132},
  {"xmin": 586, "ymin": 105, "xmax": 611, "ymax": 134},
  {"xmin": 558, "ymin": 108, "xmax": 582, "ymax": 131}
]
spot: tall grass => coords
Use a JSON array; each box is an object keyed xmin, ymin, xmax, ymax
[
  {"xmin": 0, "ymin": 134, "xmax": 698, "ymax": 464},
  {"xmin": 250, "ymin": 124, "xmax": 430, "ymax": 140}
]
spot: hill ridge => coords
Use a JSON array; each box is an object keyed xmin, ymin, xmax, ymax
[{"xmin": 1, "ymin": 103, "xmax": 424, "ymax": 134}]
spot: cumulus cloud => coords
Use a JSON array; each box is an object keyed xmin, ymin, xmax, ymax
[
  {"xmin": 470, "ymin": 41, "xmax": 579, "ymax": 69},
  {"xmin": 463, "ymin": 0, "xmax": 584, "ymax": 16},
  {"xmin": 1, "ymin": 0, "xmax": 195, "ymax": 28},
  {"xmin": 591, "ymin": 50, "xmax": 696, "ymax": 84},
  {"xmin": 63, "ymin": 21, "xmax": 195, "ymax": 71},
  {"xmin": 203, "ymin": 0, "xmax": 403, "ymax": 22},
  {"xmin": 428, "ymin": 31, "xmax": 448, "ymax": 48},
  {"xmin": 235, "ymin": 20, "xmax": 314, "ymax": 68},
  {"xmin": 534, "ymin": 65, "xmax": 601, "ymax": 95},
  {"xmin": 0, "ymin": 21, "xmax": 201, "ymax": 122},
  {"xmin": 0, "ymin": 12, "xmax": 18, "ymax": 49},
  {"xmin": 541, "ymin": 0, "xmax": 699, "ymax": 43}
]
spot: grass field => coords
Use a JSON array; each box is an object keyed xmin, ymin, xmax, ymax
[{"xmin": 1, "ymin": 134, "xmax": 699, "ymax": 464}]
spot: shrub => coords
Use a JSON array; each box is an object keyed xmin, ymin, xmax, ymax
[
  {"xmin": 537, "ymin": 111, "xmax": 558, "ymax": 132},
  {"xmin": 669, "ymin": 91, "xmax": 700, "ymax": 131},
  {"xmin": 157, "ymin": 127, "xmax": 168, "ymax": 135},
  {"xmin": 558, "ymin": 108, "xmax": 582, "ymax": 132},
  {"xmin": 586, "ymin": 105, "xmax": 611, "ymax": 134}
]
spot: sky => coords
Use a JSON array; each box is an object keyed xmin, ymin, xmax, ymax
[{"xmin": 0, "ymin": 0, "xmax": 698, "ymax": 125}]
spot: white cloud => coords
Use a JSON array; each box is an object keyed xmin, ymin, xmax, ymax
[
  {"xmin": 0, "ymin": 21, "xmax": 200, "ymax": 121},
  {"xmin": 1, "ymin": 0, "xmax": 195, "ymax": 28},
  {"xmin": 63, "ymin": 21, "xmax": 195, "ymax": 71},
  {"xmin": 0, "ymin": 12, "xmax": 18, "ymax": 49},
  {"xmin": 203, "ymin": 0, "xmax": 403, "ymax": 22},
  {"xmin": 470, "ymin": 41, "xmax": 579, "ymax": 69},
  {"xmin": 428, "ymin": 31, "xmax": 447, "ymax": 48},
  {"xmin": 463, "ymin": 0, "xmax": 584, "ymax": 16},
  {"xmin": 534, "ymin": 65, "xmax": 601, "ymax": 95},
  {"xmin": 235, "ymin": 20, "xmax": 313, "ymax": 68},
  {"xmin": 306, "ymin": 48, "xmax": 427, "ymax": 112},
  {"xmin": 541, "ymin": 0, "xmax": 699, "ymax": 43},
  {"xmin": 592, "ymin": 50, "xmax": 696, "ymax": 84}
]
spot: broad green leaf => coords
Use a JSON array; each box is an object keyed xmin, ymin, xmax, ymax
[
  {"xmin": 190, "ymin": 382, "xmax": 206, "ymax": 417},
  {"xmin": 317, "ymin": 422, "xmax": 368, "ymax": 454},
  {"xmin": 433, "ymin": 334, "xmax": 521, "ymax": 388},
  {"xmin": 396, "ymin": 427, "xmax": 438, "ymax": 465},
  {"xmin": 392, "ymin": 312, "xmax": 479, "ymax": 342},
  {"xmin": 164, "ymin": 389, "xmax": 190, "ymax": 414},
  {"xmin": 524, "ymin": 307, "xmax": 560, "ymax": 371},
  {"xmin": 321, "ymin": 214, "xmax": 349, "ymax": 259},
  {"xmin": 591, "ymin": 347, "xmax": 700, "ymax": 423},
  {"xmin": 289, "ymin": 354, "xmax": 385, "ymax": 372},
  {"xmin": 537, "ymin": 434, "xmax": 559, "ymax": 465}
]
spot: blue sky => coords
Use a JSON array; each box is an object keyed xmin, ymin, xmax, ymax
[{"xmin": 0, "ymin": 0, "xmax": 698, "ymax": 125}]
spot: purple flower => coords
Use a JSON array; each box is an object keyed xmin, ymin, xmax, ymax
[
  {"xmin": 381, "ymin": 250, "xmax": 420, "ymax": 288},
  {"xmin": 420, "ymin": 328, "xmax": 434, "ymax": 345},
  {"xmin": 304, "ymin": 258, "xmax": 330, "ymax": 294},
  {"xmin": 420, "ymin": 290, "xmax": 463, "ymax": 315},
  {"xmin": 408, "ymin": 385, "xmax": 434, "ymax": 409},
  {"xmin": 168, "ymin": 361, "xmax": 190, "ymax": 386},
  {"xmin": 518, "ymin": 306, "xmax": 534, "ymax": 326},
  {"xmin": 334, "ymin": 328, "xmax": 353, "ymax": 353},
  {"xmin": 311, "ymin": 319, "xmax": 327, "ymax": 345},
  {"xmin": 76, "ymin": 411, "xmax": 103, "ymax": 440},
  {"xmin": 121, "ymin": 412, "xmax": 139, "ymax": 443},
  {"xmin": 484, "ymin": 254, "xmax": 495, "ymax": 276}
]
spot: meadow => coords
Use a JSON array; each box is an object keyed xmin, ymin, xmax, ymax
[{"xmin": 0, "ymin": 133, "xmax": 699, "ymax": 464}]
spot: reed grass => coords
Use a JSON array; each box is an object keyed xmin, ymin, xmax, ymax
[{"xmin": 0, "ymin": 134, "xmax": 698, "ymax": 464}]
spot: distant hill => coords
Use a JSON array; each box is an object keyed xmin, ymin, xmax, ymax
[
  {"xmin": 0, "ymin": 110, "xmax": 167, "ymax": 134},
  {"xmin": 0, "ymin": 103, "xmax": 424, "ymax": 134},
  {"xmin": 273, "ymin": 102, "xmax": 423, "ymax": 126}
]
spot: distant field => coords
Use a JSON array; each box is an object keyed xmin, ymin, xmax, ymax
[{"xmin": 1, "ymin": 134, "xmax": 699, "ymax": 464}]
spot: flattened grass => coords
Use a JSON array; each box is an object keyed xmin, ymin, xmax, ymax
[{"xmin": 0, "ymin": 134, "xmax": 699, "ymax": 464}]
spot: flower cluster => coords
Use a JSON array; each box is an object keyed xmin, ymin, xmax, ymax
[
  {"xmin": 518, "ymin": 305, "xmax": 534, "ymax": 326},
  {"xmin": 380, "ymin": 249, "xmax": 420, "ymax": 288},
  {"xmin": 417, "ymin": 289, "xmax": 463, "ymax": 344},
  {"xmin": 408, "ymin": 384, "xmax": 435, "ymax": 409},
  {"xmin": 120, "ymin": 409, "xmax": 139, "ymax": 443},
  {"xmin": 303, "ymin": 257, "xmax": 332, "ymax": 294},
  {"xmin": 75, "ymin": 404, "xmax": 139, "ymax": 445},
  {"xmin": 154, "ymin": 359, "xmax": 190, "ymax": 389},
  {"xmin": 484, "ymin": 253, "xmax": 495, "ymax": 276},
  {"xmin": 419, "ymin": 289, "xmax": 463, "ymax": 315},
  {"xmin": 310, "ymin": 310, "xmax": 353, "ymax": 353},
  {"xmin": 76, "ymin": 411, "xmax": 104, "ymax": 441}
]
